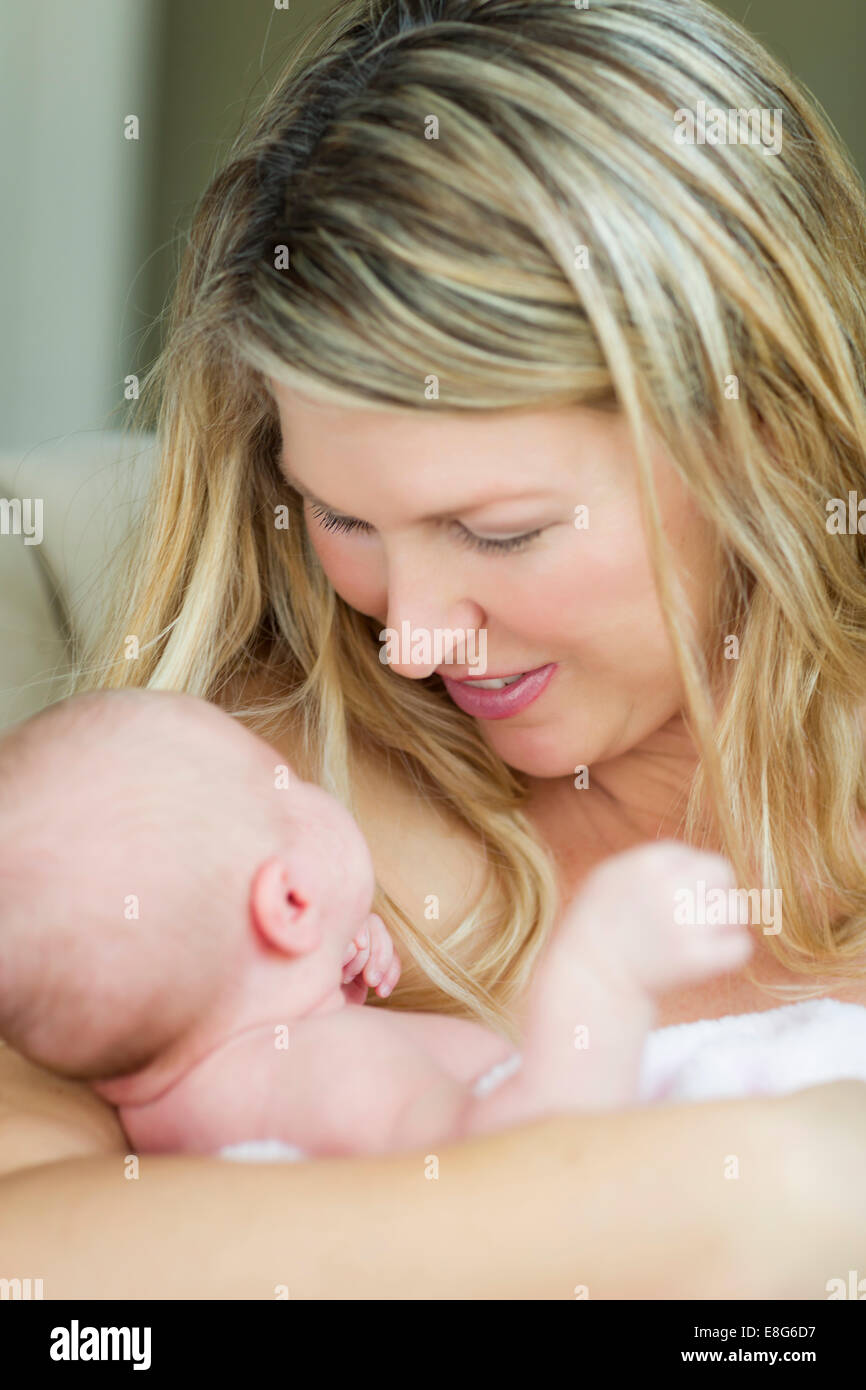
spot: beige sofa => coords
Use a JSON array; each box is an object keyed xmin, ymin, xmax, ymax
[{"xmin": 0, "ymin": 430, "xmax": 158, "ymax": 733}]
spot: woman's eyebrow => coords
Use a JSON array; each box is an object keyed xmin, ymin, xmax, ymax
[
  {"xmin": 282, "ymin": 470, "xmax": 341, "ymax": 512},
  {"xmin": 281, "ymin": 466, "xmax": 551, "ymax": 522}
]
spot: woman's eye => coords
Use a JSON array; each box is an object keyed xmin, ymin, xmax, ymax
[
  {"xmin": 308, "ymin": 504, "xmax": 373, "ymax": 537},
  {"xmin": 453, "ymin": 524, "xmax": 544, "ymax": 555},
  {"xmin": 307, "ymin": 501, "xmax": 543, "ymax": 554}
]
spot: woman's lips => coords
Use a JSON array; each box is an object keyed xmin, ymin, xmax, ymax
[{"xmin": 441, "ymin": 664, "xmax": 557, "ymax": 720}]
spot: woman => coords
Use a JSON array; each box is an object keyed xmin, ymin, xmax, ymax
[{"xmin": 2, "ymin": 0, "xmax": 866, "ymax": 1297}]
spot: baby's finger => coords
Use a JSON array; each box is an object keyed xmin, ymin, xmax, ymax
[
  {"xmin": 343, "ymin": 941, "xmax": 371, "ymax": 982},
  {"xmin": 342, "ymin": 926, "xmax": 371, "ymax": 976},
  {"xmin": 376, "ymin": 955, "xmax": 402, "ymax": 998},
  {"xmin": 364, "ymin": 924, "xmax": 394, "ymax": 986}
]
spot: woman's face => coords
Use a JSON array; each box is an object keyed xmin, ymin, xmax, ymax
[{"xmin": 270, "ymin": 382, "xmax": 717, "ymax": 779}]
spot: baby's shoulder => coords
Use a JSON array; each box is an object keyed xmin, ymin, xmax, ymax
[{"xmin": 290, "ymin": 1002, "xmax": 437, "ymax": 1077}]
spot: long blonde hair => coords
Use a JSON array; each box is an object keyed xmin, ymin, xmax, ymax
[{"xmin": 73, "ymin": 0, "xmax": 866, "ymax": 1038}]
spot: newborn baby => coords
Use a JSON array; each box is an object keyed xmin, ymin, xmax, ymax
[{"xmin": 0, "ymin": 690, "xmax": 751, "ymax": 1157}]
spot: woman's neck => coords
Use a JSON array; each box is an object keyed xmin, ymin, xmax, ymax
[{"xmin": 525, "ymin": 712, "xmax": 707, "ymax": 867}]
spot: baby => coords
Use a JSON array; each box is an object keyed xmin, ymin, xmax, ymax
[{"xmin": 0, "ymin": 690, "xmax": 751, "ymax": 1158}]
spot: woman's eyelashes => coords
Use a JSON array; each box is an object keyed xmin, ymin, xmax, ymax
[
  {"xmin": 308, "ymin": 504, "xmax": 372, "ymax": 537},
  {"xmin": 306, "ymin": 503, "xmax": 544, "ymax": 555},
  {"xmin": 451, "ymin": 523, "xmax": 544, "ymax": 554}
]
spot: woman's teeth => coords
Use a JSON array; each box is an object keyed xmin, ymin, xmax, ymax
[{"xmin": 464, "ymin": 673, "xmax": 526, "ymax": 690}]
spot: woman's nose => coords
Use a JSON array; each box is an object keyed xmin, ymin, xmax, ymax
[{"xmin": 380, "ymin": 556, "xmax": 485, "ymax": 678}]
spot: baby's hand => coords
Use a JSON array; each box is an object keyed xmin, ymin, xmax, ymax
[
  {"xmin": 341, "ymin": 913, "xmax": 401, "ymax": 1001},
  {"xmin": 562, "ymin": 841, "xmax": 754, "ymax": 996}
]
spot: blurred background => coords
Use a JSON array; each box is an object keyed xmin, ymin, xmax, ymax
[{"xmin": 1, "ymin": 0, "xmax": 864, "ymax": 454}]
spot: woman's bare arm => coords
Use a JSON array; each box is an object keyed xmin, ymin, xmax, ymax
[
  {"xmin": 0, "ymin": 1044, "xmax": 127, "ymax": 1178},
  {"xmin": 1, "ymin": 1041, "xmax": 861, "ymax": 1299}
]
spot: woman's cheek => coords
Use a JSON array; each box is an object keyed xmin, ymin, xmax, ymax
[
  {"xmin": 493, "ymin": 536, "xmax": 654, "ymax": 649},
  {"xmin": 307, "ymin": 527, "xmax": 386, "ymax": 618}
]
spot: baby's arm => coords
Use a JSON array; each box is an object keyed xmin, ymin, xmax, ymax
[
  {"xmin": 375, "ymin": 844, "xmax": 752, "ymax": 1145},
  {"xmin": 465, "ymin": 842, "xmax": 754, "ymax": 1128}
]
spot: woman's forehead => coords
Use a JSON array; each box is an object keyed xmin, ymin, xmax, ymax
[{"xmin": 272, "ymin": 386, "xmax": 632, "ymax": 499}]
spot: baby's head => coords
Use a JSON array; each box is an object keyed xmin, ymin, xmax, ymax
[{"xmin": 0, "ymin": 689, "xmax": 376, "ymax": 1088}]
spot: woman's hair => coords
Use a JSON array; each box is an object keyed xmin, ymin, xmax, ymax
[{"xmin": 74, "ymin": 0, "xmax": 866, "ymax": 1037}]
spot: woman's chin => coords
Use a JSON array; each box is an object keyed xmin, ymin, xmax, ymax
[{"xmin": 482, "ymin": 722, "xmax": 593, "ymax": 780}]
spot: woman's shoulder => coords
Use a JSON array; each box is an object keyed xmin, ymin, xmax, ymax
[{"xmin": 350, "ymin": 739, "xmax": 488, "ymax": 938}]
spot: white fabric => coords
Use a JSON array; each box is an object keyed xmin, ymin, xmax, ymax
[
  {"xmin": 219, "ymin": 1139, "xmax": 308, "ymax": 1163},
  {"xmin": 638, "ymin": 998, "xmax": 866, "ymax": 1103}
]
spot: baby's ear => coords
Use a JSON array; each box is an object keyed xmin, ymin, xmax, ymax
[{"xmin": 249, "ymin": 856, "xmax": 320, "ymax": 956}]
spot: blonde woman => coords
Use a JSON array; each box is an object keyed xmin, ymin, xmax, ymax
[{"xmin": 3, "ymin": 0, "xmax": 866, "ymax": 1298}]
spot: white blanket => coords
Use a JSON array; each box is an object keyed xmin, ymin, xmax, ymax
[{"xmin": 638, "ymin": 997, "xmax": 866, "ymax": 1103}]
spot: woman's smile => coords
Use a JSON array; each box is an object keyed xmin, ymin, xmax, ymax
[{"xmin": 440, "ymin": 663, "xmax": 558, "ymax": 719}]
